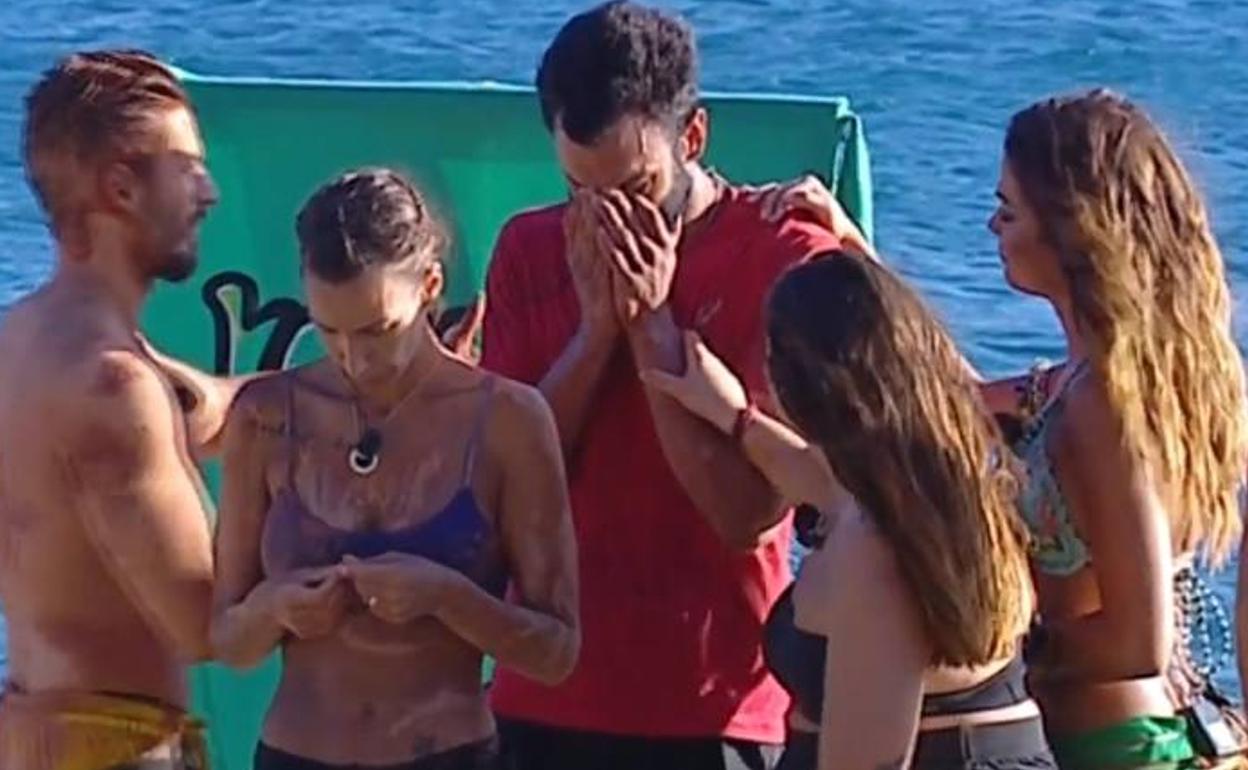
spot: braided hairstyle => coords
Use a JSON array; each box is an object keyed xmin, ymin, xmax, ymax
[{"xmin": 296, "ymin": 167, "xmax": 446, "ymax": 284}]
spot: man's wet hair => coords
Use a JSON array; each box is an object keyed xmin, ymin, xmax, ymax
[
  {"xmin": 537, "ymin": 1, "xmax": 700, "ymax": 145},
  {"xmin": 23, "ymin": 50, "xmax": 190, "ymax": 231}
]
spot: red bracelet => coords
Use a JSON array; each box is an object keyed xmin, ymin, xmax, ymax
[{"xmin": 731, "ymin": 403, "xmax": 760, "ymax": 445}]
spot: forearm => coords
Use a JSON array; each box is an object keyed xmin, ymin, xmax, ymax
[
  {"xmin": 1237, "ymin": 552, "xmax": 1248, "ymax": 704},
  {"xmin": 211, "ymin": 583, "xmax": 286, "ymax": 669},
  {"xmin": 1039, "ymin": 612, "xmax": 1168, "ymax": 683},
  {"xmin": 742, "ymin": 412, "xmax": 851, "ymax": 512},
  {"xmin": 980, "ymin": 360, "xmax": 1072, "ymax": 418},
  {"xmin": 1239, "ymin": 607, "xmax": 1248, "ymax": 707},
  {"xmin": 980, "ymin": 375, "xmax": 1030, "ymax": 416},
  {"xmin": 538, "ymin": 325, "xmax": 619, "ymax": 462},
  {"xmin": 437, "ymin": 574, "xmax": 579, "ymax": 686},
  {"xmin": 630, "ymin": 309, "xmax": 784, "ymax": 548},
  {"xmin": 175, "ymin": 367, "xmax": 263, "ymax": 460}
]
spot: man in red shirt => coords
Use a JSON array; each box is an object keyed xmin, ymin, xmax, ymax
[{"xmin": 482, "ymin": 3, "xmax": 839, "ymax": 768}]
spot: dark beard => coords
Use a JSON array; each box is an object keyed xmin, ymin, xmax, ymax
[
  {"xmin": 145, "ymin": 208, "xmax": 202, "ymax": 283},
  {"xmin": 154, "ymin": 246, "xmax": 198, "ymax": 283},
  {"xmin": 659, "ymin": 162, "xmax": 694, "ymax": 229}
]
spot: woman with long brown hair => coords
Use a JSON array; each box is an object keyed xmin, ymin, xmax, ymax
[
  {"xmin": 644, "ymin": 253, "xmax": 1052, "ymax": 770},
  {"xmin": 754, "ymin": 89, "xmax": 1248, "ymax": 768}
]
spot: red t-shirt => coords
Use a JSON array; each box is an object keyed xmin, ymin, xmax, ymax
[{"xmin": 482, "ymin": 186, "xmax": 839, "ymax": 742}]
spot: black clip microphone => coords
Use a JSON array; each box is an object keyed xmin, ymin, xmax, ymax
[{"xmin": 348, "ymin": 427, "xmax": 383, "ymax": 475}]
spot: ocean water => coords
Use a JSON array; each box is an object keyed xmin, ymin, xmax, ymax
[{"xmin": 2, "ymin": 0, "xmax": 1247, "ymax": 694}]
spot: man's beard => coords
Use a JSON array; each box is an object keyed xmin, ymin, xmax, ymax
[
  {"xmin": 149, "ymin": 212, "xmax": 202, "ymax": 283},
  {"xmin": 659, "ymin": 161, "xmax": 694, "ymax": 229},
  {"xmin": 155, "ymin": 246, "xmax": 198, "ymax": 283}
]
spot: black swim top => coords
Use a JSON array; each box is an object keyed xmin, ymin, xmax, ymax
[
  {"xmin": 762, "ymin": 585, "xmax": 1029, "ymax": 722},
  {"xmin": 260, "ymin": 376, "xmax": 506, "ymax": 597}
]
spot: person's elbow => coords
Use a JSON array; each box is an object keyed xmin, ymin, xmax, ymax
[
  {"xmin": 170, "ymin": 622, "xmax": 214, "ymax": 665},
  {"xmin": 714, "ymin": 519, "xmax": 766, "ymax": 551},
  {"xmin": 528, "ymin": 623, "xmax": 581, "ymax": 687},
  {"xmin": 1119, "ymin": 644, "xmax": 1168, "ymax": 680},
  {"xmin": 708, "ymin": 492, "xmax": 786, "ymax": 552},
  {"xmin": 178, "ymin": 639, "xmax": 214, "ymax": 664},
  {"xmin": 1110, "ymin": 619, "xmax": 1170, "ymax": 678}
]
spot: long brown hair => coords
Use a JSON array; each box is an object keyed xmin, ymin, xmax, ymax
[
  {"xmin": 1006, "ymin": 89, "xmax": 1248, "ymax": 562},
  {"xmin": 767, "ymin": 254, "xmax": 1031, "ymax": 666}
]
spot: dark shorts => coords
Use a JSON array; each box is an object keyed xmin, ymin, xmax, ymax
[
  {"xmin": 254, "ymin": 738, "xmax": 500, "ymax": 770},
  {"xmin": 496, "ymin": 718, "xmax": 782, "ymax": 770},
  {"xmin": 911, "ymin": 717, "xmax": 1056, "ymax": 770},
  {"xmin": 777, "ymin": 717, "xmax": 1055, "ymax": 770}
]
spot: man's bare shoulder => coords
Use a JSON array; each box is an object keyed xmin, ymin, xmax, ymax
[
  {"xmin": 1, "ymin": 286, "xmax": 126, "ymax": 384},
  {"xmin": 8, "ymin": 348, "xmax": 181, "ymax": 511},
  {"xmin": 0, "ymin": 286, "xmax": 63, "ymax": 370},
  {"xmin": 0, "ymin": 290, "xmax": 41, "ymax": 334},
  {"xmin": 73, "ymin": 342, "xmax": 157, "ymax": 397},
  {"xmin": 61, "ymin": 349, "xmax": 175, "ymax": 441}
]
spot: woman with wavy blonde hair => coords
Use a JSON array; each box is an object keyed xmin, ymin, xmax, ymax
[
  {"xmin": 645, "ymin": 253, "xmax": 1052, "ymax": 770},
  {"xmin": 985, "ymin": 89, "xmax": 1248, "ymax": 768}
]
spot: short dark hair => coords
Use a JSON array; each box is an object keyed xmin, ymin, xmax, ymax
[
  {"xmin": 537, "ymin": 1, "xmax": 699, "ymax": 144},
  {"xmin": 24, "ymin": 50, "xmax": 190, "ymax": 229},
  {"xmin": 295, "ymin": 167, "xmax": 445, "ymax": 284}
]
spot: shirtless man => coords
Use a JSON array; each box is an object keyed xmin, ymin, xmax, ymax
[{"xmin": 0, "ymin": 51, "xmax": 220, "ymax": 769}]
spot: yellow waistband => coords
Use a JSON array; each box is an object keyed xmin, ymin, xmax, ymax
[{"xmin": 0, "ymin": 688, "xmax": 207, "ymax": 770}]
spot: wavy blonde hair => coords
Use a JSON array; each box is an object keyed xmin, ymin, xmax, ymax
[
  {"xmin": 1006, "ymin": 89, "xmax": 1248, "ymax": 562},
  {"xmin": 767, "ymin": 254, "xmax": 1031, "ymax": 665}
]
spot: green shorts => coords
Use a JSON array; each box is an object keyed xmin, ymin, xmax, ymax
[{"xmin": 1050, "ymin": 716, "xmax": 1197, "ymax": 770}]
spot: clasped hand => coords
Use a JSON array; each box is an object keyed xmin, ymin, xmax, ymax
[{"xmin": 269, "ymin": 552, "xmax": 459, "ymax": 639}]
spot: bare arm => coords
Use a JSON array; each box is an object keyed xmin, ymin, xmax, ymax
[
  {"xmin": 979, "ymin": 375, "xmax": 1028, "ymax": 415},
  {"xmin": 978, "ymin": 360, "xmax": 1075, "ymax": 419},
  {"xmin": 209, "ymin": 382, "xmax": 352, "ymax": 668},
  {"xmin": 796, "ymin": 515, "xmax": 927, "ymax": 770},
  {"xmin": 140, "ymin": 337, "xmax": 262, "ymax": 459},
  {"xmin": 629, "ymin": 308, "xmax": 785, "ymax": 549},
  {"xmin": 1238, "ymin": 518, "xmax": 1248, "ymax": 706},
  {"xmin": 1239, "ymin": 522, "xmax": 1248, "ymax": 706},
  {"xmin": 65, "ymin": 352, "xmax": 215, "ymax": 662},
  {"xmin": 482, "ymin": 199, "xmax": 621, "ymax": 464},
  {"xmin": 739, "ymin": 411, "xmax": 852, "ymax": 513},
  {"xmin": 209, "ymin": 386, "xmax": 287, "ymax": 667},
  {"xmin": 1036, "ymin": 379, "xmax": 1173, "ymax": 682},
  {"xmin": 537, "ymin": 325, "xmax": 619, "ymax": 462},
  {"xmin": 639, "ymin": 330, "xmax": 850, "ymax": 514},
  {"xmin": 429, "ymin": 385, "xmax": 580, "ymax": 684}
]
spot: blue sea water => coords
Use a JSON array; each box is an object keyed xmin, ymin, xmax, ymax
[{"xmin": 2, "ymin": 0, "xmax": 1247, "ymax": 694}]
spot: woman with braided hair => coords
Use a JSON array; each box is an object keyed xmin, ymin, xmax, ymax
[{"xmin": 210, "ymin": 167, "xmax": 580, "ymax": 770}]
